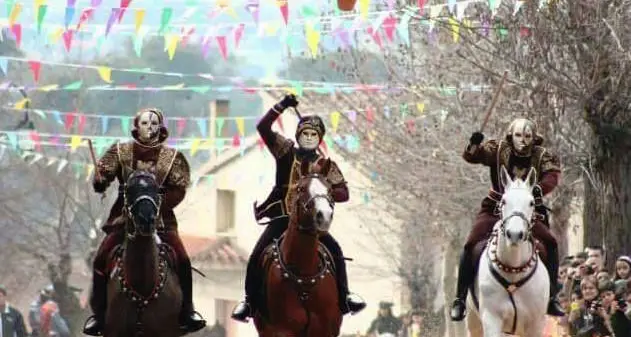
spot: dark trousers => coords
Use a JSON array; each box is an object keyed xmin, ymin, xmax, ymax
[{"xmin": 244, "ymin": 220, "xmax": 349, "ymax": 308}]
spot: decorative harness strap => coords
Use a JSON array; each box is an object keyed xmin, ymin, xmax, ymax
[{"xmin": 486, "ymin": 228, "xmax": 539, "ymax": 335}]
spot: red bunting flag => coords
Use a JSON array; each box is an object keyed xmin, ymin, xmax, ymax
[
  {"xmin": 176, "ymin": 119, "xmax": 186, "ymax": 136},
  {"xmin": 64, "ymin": 112, "xmax": 76, "ymax": 131},
  {"xmin": 216, "ymin": 36, "xmax": 228, "ymax": 60},
  {"xmin": 76, "ymin": 8, "xmax": 94, "ymax": 31},
  {"xmin": 29, "ymin": 131, "xmax": 42, "ymax": 151},
  {"xmin": 78, "ymin": 115, "xmax": 87, "ymax": 133},
  {"xmin": 366, "ymin": 107, "xmax": 375, "ymax": 123},
  {"xmin": 28, "ymin": 61, "xmax": 41, "ymax": 82},
  {"xmin": 232, "ymin": 134, "xmax": 241, "ymax": 147},
  {"xmin": 118, "ymin": 0, "xmax": 133, "ymax": 22}
]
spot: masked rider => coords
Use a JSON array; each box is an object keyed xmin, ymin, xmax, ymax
[
  {"xmin": 230, "ymin": 94, "xmax": 366, "ymax": 322},
  {"xmin": 450, "ymin": 118, "xmax": 565, "ymax": 321},
  {"xmin": 83, "ymin": 108, "xmax": 206, "ymax": 336}
]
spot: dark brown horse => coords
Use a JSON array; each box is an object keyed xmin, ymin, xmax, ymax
[
  {"xmin": 105, "ymin": 171, "xmax": 181, "ymax": 337},
  {"xmin": 254, "ymin": 174, "xmax": 342, "ymax": 337}
]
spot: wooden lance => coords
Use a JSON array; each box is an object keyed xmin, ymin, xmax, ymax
[
  {"xmin": 86, "ymin": 139, "xmax": 106, "ymax": 199},
  {"xmin": 479, "ymin": 70, "xmax": 509, "ymax": 132}
]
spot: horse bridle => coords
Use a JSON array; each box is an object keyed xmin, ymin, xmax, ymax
[
  {"xmin": 295, "ymin": 174, "xmax": 333, "ymax": 232},
  {"xmin": 499, "ymin": 210, "xmax": 533, "ymax": 241},
  {"xmin": 123, "ymin": 184, "xmax": 162, "ymax": 240}
]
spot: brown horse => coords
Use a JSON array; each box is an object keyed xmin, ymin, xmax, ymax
[
  {"xmin": 254, "ymin": 174, "xmax": 342, "ymax": 337},
  {"xmin": 105, "ymin": 171, "xmax": 181, "ymax": 337}
]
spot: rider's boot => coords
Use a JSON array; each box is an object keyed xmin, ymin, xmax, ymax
[
  {"xmin": 231, "ymin": 257, "xmax": 257, "ymax": 322},
  {"xmin": 83, "ymin": 271, "xmax": 108, "ymax": 336},
  {"xmin": 544, "ymin": 244, "xmax": 565, "ymax": 317},
  {"xmin": 334, "ymin": 255, "xmax": 366, "ymax": 315},
  {"xmin": 178, "ymin": 263, "xmax": 206, "ymax": 333},
  {"xmin": 451, "ymin": 249, "xmax": 474, "ymax": 322}
]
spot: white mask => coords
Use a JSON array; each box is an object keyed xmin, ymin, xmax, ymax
[
  {"xmin": 508, "ymin": 118, "xmax": 535, "ymax": 155},
  {"xmin": 298, "ymin": 128, "xmax": 320, "ymax": 150},
  {"xmin": 137, "ymin": 110, "xmax": 160, "ymax": 143}
]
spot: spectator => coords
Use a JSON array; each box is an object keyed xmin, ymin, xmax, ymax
[
  {"xmin": 609, "ymin": 279, "xmax": 631, "ymax": 337},
  {"xmin": 568, "ymin": 276, "xmax": 612, "ymax": 337},
  {"xmin": 585, "ymin": 246, "xmax": 606, "ymax": 271},
  {"xmin": 405, "ymin": 309, "xmax": 423, "ymax": 337},
  {"xmin": 0, "ymin": 285, "xmax": 28, "ymax": 337},
  {"xmin": 37, "ymin": 289, "xmax": 69, "ymax": 337},
  {"xmin": 614, "ymin": 256, "xmax": 631, "ymax": 281},
  {"xmin": 596, "ymin": 271, "xmax": 610, "ymax": 284},
  {"xmin": 28, "ymin": 285, "xmax": 55, "ymax": 337},
  {"xmin": 366, "ymin": 302, "xmax": 402, "ymax": 337}
]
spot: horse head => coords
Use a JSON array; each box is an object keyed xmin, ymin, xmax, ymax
[
  {"xmin": 123, "ymin": 170, "xmax": 162, "ymax": 239},
  {"xmin": 291, "ymin": 174, "xmax": 334, "ymax": 234},
  {"xmin": 498, "ymin": 165, "xmax": 537, "ymax": 247}
]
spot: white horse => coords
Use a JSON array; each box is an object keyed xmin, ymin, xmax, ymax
[{"xmin": 466, "ymin": 166, "xmax": 550, "ymax": 337}]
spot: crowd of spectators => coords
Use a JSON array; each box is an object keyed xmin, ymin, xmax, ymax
[{"xmin": 549, "ymin": 245, "xmax": 631, "ymax": 337}]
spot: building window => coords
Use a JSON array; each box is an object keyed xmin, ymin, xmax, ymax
[{"xmin": 216, "ymin": 189, "xmax": 235, "ymax": 233}]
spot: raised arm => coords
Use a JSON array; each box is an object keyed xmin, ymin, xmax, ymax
[
  {"xmin": 257, "ymin": 95, "xmax": 299, "ymax": 159},
  {"xmin": 462, "ymin": 132, "xmax": 498, "ymax": 167},
  {"xmin": 93, "ymin": 143, "xmax": 120, "ymax": 193}
]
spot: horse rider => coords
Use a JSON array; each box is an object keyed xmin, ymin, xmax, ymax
[
  {"xmin": 82, "ymin": 108, "xmax": 206, "ymax": 335},
  {"xmin": 450, "ymin": 118, "xmax": 565, "ymax": 321},
  {"xmin": 230, "ymin": 94, "xmax": 367, "ymax": 322}
]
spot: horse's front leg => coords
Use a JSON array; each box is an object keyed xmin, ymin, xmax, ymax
[{"xmin": 479, "ymin": 309, "xmax": 504, "ymax": 337}]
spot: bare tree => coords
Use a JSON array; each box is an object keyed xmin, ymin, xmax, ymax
[{"xmin": 0, "ymin": 145, "xmax": 109, "ymax": 334}]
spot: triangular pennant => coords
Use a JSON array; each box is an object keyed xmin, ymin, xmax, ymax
[{"xmin": 28, "ymin": 61, "xmax": 41, "ymax": 82}]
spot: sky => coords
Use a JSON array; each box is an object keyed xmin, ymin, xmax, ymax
[{"xmin": 0, "ymin": 0, "xmax": 357, "ymax": 78}]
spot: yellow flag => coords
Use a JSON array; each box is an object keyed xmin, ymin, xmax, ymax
[
  {"xmin": 165, "ymin": 34, "xmax": 179, "ymax": 60},
  {"xmin": 49, "ymin": 27, "xmax": 64, "ymax": 44},
  {"xmin": 14, "ymin": 98, "xmax": 30, "ymax": 109},
  {"xmin": 9, "ymin": 2, "xmax": 22, "ymax": 26},
  {"xmin": 235, "ymin": 117, "xmax": 245, "ymax": 136},
  {"xmin": 97, "ymin": 66, "xmax": 112, "ymax": 83},
  {"xmin": 305, "ymin": 23, "xmax": 320, "ymax": 58},
  {"xmin": 359, "ymin": 0, "xmax": 370, "ymax": 19},
  {"xmin": 330, "ymin": 111, "xmax": 341, "ymax": 132},
  {"xmin": 134, "ymin": 9, "xmax": 145, "ymax": 34},
  {"xmin": 163, "ymin": 83, "xmax": 184, "ymax": 90},
  {"xmin": 416, "ymin": 102, "xmax": 425, "ymax": 115},
  {"xmin": 190, "ymin": 139, "xmax": 202, "ymax": 156},
  {"xmin": 85, "ymin": 164, "xmax": 94, "ymax": 180},
  {"xmin": 70, "ymin": 135, "xmax": 82, "ymax": 152},
  {"xmin": 449, "ymin": 17, "xmax": 460, "ymax": 42},
  {"xmin": 35, "ymin": 0, "xmax": 47, "ymax": 6},
  {"xmin": 38, "ymin": 84, "xmax": 59, "ymax": 91}
]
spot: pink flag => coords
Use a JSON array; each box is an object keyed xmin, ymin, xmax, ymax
[
  {"xmin": 234, "ymin": 24, "xmax": 245, "ymax": 49},
  {"xmin": 62, "ymin": 30, "xmax": 74, "ymax": 51},
  {"xmin": 216, "ymin": 36, "xmax": 228, "ymax": 60},
  {"xmin": 11, "ymin": 24, "xmax": 21, "ymax": 48}
]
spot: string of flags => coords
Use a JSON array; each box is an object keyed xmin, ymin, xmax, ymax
[
  {"xmin": 6, "ymin": 99, "xmax": 441, "ymax": 138},
  {"xmin": 0, "ymin": 144, "xmax": 374, "ymax": 202},
  {"xmin": 0, "ymin": 0, "xmax": 533, "ymax": 59}
]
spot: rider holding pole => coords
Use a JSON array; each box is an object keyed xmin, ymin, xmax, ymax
[
  {"xmin": 450, "ymin": 118, "xmax": 565, "ymax": 321},
  {"xmin": 83, "ymin": 108, "xmax": 206, "ymax": 335},
  {"xmin": 230, "ymin": 94, "xmax": 366, "ymax": 322}
]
